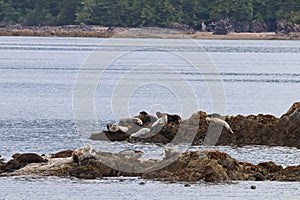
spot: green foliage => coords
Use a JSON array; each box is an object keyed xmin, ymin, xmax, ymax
[
  {"xmin": 0, "ymin": 0, "xmax": 299, "ymax": 30},
  {"xmin": 57, "ymin": 0, "xmax": 81, "ymax": 25}
]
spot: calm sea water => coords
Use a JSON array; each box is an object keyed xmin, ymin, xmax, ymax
[{"xmin": 0, "ymin": 37, "xmax": 299, "ymax": 199}]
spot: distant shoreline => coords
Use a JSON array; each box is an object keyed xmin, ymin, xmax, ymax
[{"xmin": 1, "ymin": 25, "xmax": 300, "ymax": 40}]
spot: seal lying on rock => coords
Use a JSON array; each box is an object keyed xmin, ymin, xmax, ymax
[
  {"xmin": 0, "ymin": 155, "xmax": 5, "ymax": 163},
  {"xmin": 132, "ymin": 117, "xmax": 143, "ymax": 126},
  {"xmin": 72, "ymin": 144, "xmax": 96, "ymax": 165},
  {"xmin": 150, "ymin": 114, "xmax": 168, "ymax": 133},
  {"xmin": 107, "ymin": 123, "xmax": 129, "ymax": 133},
  {"xmin": 12, "ymin": 153, "xmax": 47, "ymax": 164},
  {"xmin": 130, "ymin": 114, "xmax": 169, "ymax": 139},
  {"xmin": 135, "ymin": 111, "xmax": 158, "ymax": 126},
  {"xmin": 205, "ymin": 117, "xmax": 234, "ymax": 134},
  {"xmin": 130, "ymin": 128, "xmax": 151, "ymax": 138},
  {"xmin": 156, "ymin": 111, "xmax": 181, "ymax": 124}
]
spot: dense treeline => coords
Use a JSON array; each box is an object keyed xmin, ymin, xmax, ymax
[{"xmin": 0, "ymin": 0, "xmax": 299, "ymax": 31}]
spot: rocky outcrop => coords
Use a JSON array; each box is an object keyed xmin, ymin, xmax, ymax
[
  {"xmin": 276, "ymin": 21, "xmax": 300, "ymax": 35},
  {"xmin": 167, "ymin": 22, "xmax": 195, "ymax": 34},
  {"xmin": 0, "ymin": 25, "xmax": 114, "ymax": 37},
  {"xmin": 232, "ymin": 21, "xmax": 268, "ymax": 33},
  {"xmin": 0, "ymin": 149, "xmax": 299, "ymax": 182},
  {"xmin": 211, "ymin": 20, "xmax": 268, "ymax": 34},
  {"xmin": 213, "ymin": 20, "xmax": 232, "ymax": 35},
  {"xmin": 90, "ymin": 102, "xmax": 300, "ymax": 148}
]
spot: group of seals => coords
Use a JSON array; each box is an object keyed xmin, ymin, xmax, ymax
[
  {"xmin": 0, "ymin": 153, "xmax": 48, "ymax": 173},
  {"xmin": 130, "ymin": 113, "xmax": 169, "ymax": 139},
  {"xmin": 134, "ymin": 111, "xmax": 158, "ymax": 126},
  {"xmin": 106, "ymin": 111, "xmax": 234, "ymax": 140}
]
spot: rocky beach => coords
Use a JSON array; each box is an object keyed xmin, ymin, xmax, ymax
[{"xmin": 1, "ymin": 25, "xmax": 300, "ymax": 40}]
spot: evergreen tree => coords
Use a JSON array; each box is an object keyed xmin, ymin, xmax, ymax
[
  {"xmin": 76, "ymin": 0, "xmax": 98, "ymax": 24},
  {"xmin": 0, "ymin": 0, "xmax": 299, "ymax": 31},
  {"xmin": 140, "ymin": 0, "xmax": 157, "ymax": 26},
  {"xmin": 57, "ymin": 0, "xmax": 81, "ymax": 25}
]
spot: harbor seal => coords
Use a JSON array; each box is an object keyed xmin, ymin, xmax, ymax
[
  {"xmin": 130, "ymin": 128, "xmax": 151, "ymax": 138},
  {"xmin": 107, "ymin": 123, "xmax": 129, "ymax": 133},
  {"xmin": 156, "ymin": 111, "xmax": 182, "ymax": 124},
  {"xmin": 132, "ymin": 117, "xmax": 143, "ymax": 126},
  {"xmin": 12, "ymin": 153, "xmax": 47, "ymax": 164},
  {"xmin": 72, "ymin": 144, "xmax": 96, "ymax": 165},
  {"xmin": 205, "ymin": 117, "xmax": 234, "ymax": 134},
  {"xmin": 134, "ymin": 111, "xmax": 158, "ymax": 126},
  {"xmin": 150, "ymin": 114, "xmax": 168, "ymax": 134},
  {"xmin": 50, "ymin": 150, "xmax": 73, "ymax": 158}
]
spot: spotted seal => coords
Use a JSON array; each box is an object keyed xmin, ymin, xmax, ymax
[
  {"xmin": 12, "ymin": 153, "xmax": 47, "ymax": 164},
  {"xmin": 156, "ymin": 111, "xmax": 181, "ymax": 124},
  {"xmin": 107, "ymin": 123, "xmax": 129, "ymax": 133},
  {"xmin": 72, "ymin": 144, "xmax": 96, "ymax": 165},
  {"xmin": 205, "ymin": 117, "xmax": 234, "ymax": 134},
  {"xmin": 150, "ymin": 114, "xmax": 168, "ymax": 134}
]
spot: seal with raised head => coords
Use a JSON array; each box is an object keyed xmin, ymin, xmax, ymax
[
  {"xmin": 150, "ymin": 114, "xmax": 168, "ymax": 134},
  {"xmin": 132, "ymin": 117, "xmax": 143, "ymax": 126},
  {"xmin": 205, "ymin": 117, "xmax": 234, "ymax": 134},
  {"xmin": 72, "ymin": 144, "xmax": 96, "ymax": 165},
  {"xmin": 135, "ymin": 111, "xmax": 158, "ymax": 126},
  {"xmin": 12, "ymin": 153, "xmax": 47, "ymax": 164},
  {"xmin": 156, "ymin": 111, "xmax": 182, "ymax": 124}
]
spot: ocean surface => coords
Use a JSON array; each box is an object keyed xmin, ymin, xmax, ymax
[{"xmin": 0, "ymin": 37, "xmax": 299, "ymax": 199}]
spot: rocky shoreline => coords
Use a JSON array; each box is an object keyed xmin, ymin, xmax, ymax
[{"xmin": 1, "ymin": 25, "xmax": 300, "ymax": 40}]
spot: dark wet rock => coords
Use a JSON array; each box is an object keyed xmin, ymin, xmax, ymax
[
  {"xmin": 139, "ymin": 181, "xmax": 146, "ymax": 185},
  {"xmin": 192, "ymin": 102, "xmax": 300, "ymax": 148},
  {"xmin": 142, "ymin": 150, "xmax": 299, "ymax": 183},
  {"xmin": 90, "ymin": 130, "xmax": 130, "ymax": 142},
  {"xmin": 258, "ymin": 162, "xmax": 284, "ymax": 173},
  {"xmin": 129, "ymin": 134, "xmax": 169, "ymax": 144},
  {"xmin": 250, "ymin": 185, "xmax": 256, "ymax": 189},
  {"xmin": 69, "ymin": 158, "xmax": 105, "ymax": 179},
  {"xmin": 279, "ymin": 166, "xmax": 300, "ymax": 181}
]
